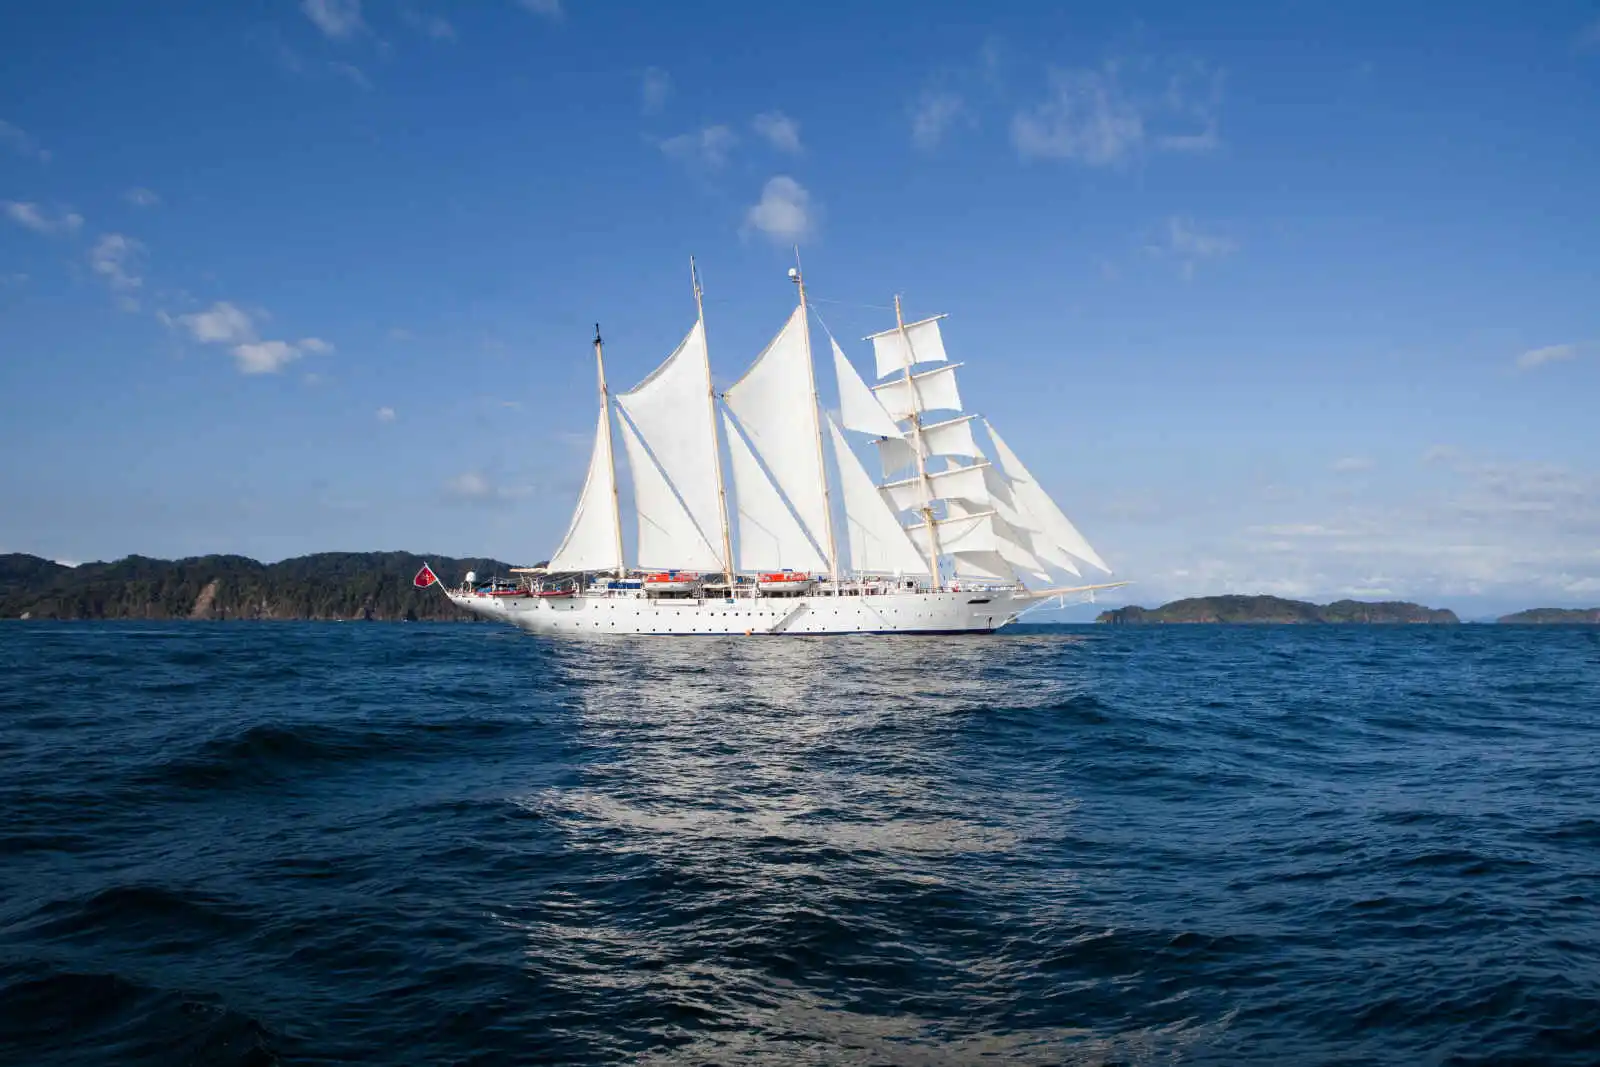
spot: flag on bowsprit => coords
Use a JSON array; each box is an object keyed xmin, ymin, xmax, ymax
[{"xmin": 413, "ymin": 563, "xmax": 439, "ymax": 588}]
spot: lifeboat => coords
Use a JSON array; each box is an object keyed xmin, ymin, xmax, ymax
[
  {"xmin": 473, "ymin": 579, "xmax": 530, "ymax": 598},
  {"xmin": 643, "ymin": 572, "xmax": 698, "ymax": 594},
  {"xmin": 756, "ymin": 571, "xmax": 814, "ymax": 593},
  {"xmin": 535, "ymin": 588, "xmax": 576, "ymax": 598}
]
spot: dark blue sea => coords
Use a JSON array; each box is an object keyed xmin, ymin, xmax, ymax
[{"xmin": 2, "ymin": 623, "xmax": 1597, "ymax": 1065}]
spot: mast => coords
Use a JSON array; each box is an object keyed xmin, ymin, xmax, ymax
[
  {"xmin": 895, "ymin": 293, "xmax": 942, "ymax": 591},
  {"xmin": 592, "ymin": 323, "xmax": 626, "ymax": 579},
  {"xmin": 692, "ymin": 256, "xmax": 736, "ymax": 588},
  {"xmin": 791, "ymin": 252, "xmax": 841, "ymax": 588}
]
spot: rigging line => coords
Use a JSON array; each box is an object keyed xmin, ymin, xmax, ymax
[{"xmin": 806, "ymin": 295, "xmax": 896, "ymax": 312}]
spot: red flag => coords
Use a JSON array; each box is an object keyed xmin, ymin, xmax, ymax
[{"xmin": 413, "ymin": 563, "xmax": 438, "ymax": 588}]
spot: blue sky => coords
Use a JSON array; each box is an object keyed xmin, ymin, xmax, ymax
[{"xmin": 2, "ymin": 1, "xmax": 1597, "ymax": 616}]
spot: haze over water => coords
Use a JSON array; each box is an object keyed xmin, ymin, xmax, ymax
[{"xmin": 2, "ymin": 622, "xmax": 1597, "ymax": 1064}]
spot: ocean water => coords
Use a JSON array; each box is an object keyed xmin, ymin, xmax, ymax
[{"xmin": 1, "ymin": 623, "xmax": 1597, "ymax": 1066}]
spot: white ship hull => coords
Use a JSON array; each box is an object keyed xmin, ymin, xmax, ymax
[{"xmin": 447, "ymin": 587, "xmax": 1040, "ymax": 636}]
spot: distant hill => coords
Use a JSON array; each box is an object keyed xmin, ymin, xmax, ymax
[
  {"xmin": 1097, "ymin": 595, "xmax": 1459, "ymax": 625},
  {"xmin": 1, "ymin": 553, "xmax": 513, "ymax": 621},
  {"xmin": 1497, "ymin": 607, "xmax": 1600, "ymax": 625}
]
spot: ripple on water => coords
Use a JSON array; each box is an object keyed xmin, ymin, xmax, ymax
[{"xmin": 0, "ymin": 622, "xmax": 1597, "ymax": 1065}]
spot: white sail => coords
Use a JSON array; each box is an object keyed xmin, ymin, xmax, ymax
[
  {"xmin": 547, "ymin": 407, "xmax": 622, "ymax": 573},
  {"xmin": 865, "ymin": 314, "xmax": 950, "ymax": 379},
  {"xmin": 724, "ymin": 413, "xmax": 827, "ymax": 573},
  {"xmin": 950, "ymin": 551, "xmax": 1018, "ymax": 581},
  {"xmin": 826, "ymin": 416, "xmax": 929, "ymax": 576},
  {"xmin": 880, "ymin": 461, "xmax": 1010, "ymax": 513},
  {"xmin": 984, "ymin": 420, "xmax": 1110, "ymax": 574},
  {"xmin": 909, "ymin": 509, "xmax": 1049, "ymax": 580},
  {"xmin": 723, "ymin": 307, "xmax": 831, "ymax": 556},
  {"xmin": 872, "ymin": 363, "xmax": 963, "ymax": 421},
  {"xmin": 615, "ymin": 320, "xmax": 724, "ymax": 561},
  {"xmin": 616, "ymin": 414, "xmax": 722, "ymax": 572},
  {"xmin": 877, "ymin": 414, "xmax": 982, "ymax": 476},
  {"xmin": 832, "ymin": 338, "xmax": 902, "ymax": 437}
]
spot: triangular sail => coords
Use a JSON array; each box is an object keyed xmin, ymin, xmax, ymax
[
  {"xmin": 826, "ymin": 416, "xmax": 929, "ymax": 576},
  {"xmin": 832, "ymin": 339, "xmax": 902, "ymax": 437},
  {"xmin": 547, "ymin": 407, "xmax": 623, "ymax": 573},
  {"xmin": 616, "ymin": 415, "xmax": 722, "ymax": 572},
  {"xmin": 724, "ymin": 412, "xmax": 827, "ymax": 573},
  {"xmin": 984, "ymin": 420, "xmax": 1110, "ymax": 574},
  {"xmin": 872, "ymin": 363, "xmax": 963, "ymax": 421},
  {"xmin": 865, "ymin": 314, "xmax": 949, "ymax": 379},
  {"xmin": 615, "ymin": 320, "xmax": 724, "ymax": 563},
  {"xmin": 909, "ymin": 510, "xmax": 1049, "ymax": 580},
  {"xmin": 723, "ymin": 308, "xmax": 831, "ymax": 557}
]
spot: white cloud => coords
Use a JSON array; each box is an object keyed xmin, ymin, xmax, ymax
[
  {"xmin": 447, "ymin": 471, "xmax": 492, "ymax": 499},
  {"xmin": 177, "ymin": 301, "xmax": 256, "ymax": 344},
  {"xmin": 233, "ymin": 341, "xmax": 306, "ymax": 375},
  {"xmin": 743, "ymin": 176, "xmax": 814, "ymax": 243},
  {"xmin": 3, "ymin": 201, "xmax": 83, "ymax": 235},
  {"xmin": 1422, "ymin": 444, "xmax": 1461, "ymax": 465},
  {"xmin": 0, "ymin": 119, "xmax": 49, "ymax": 162},
  {"xmin": 1012, "ymin": 60, "xmax": 1225, "ymax": 165},
  {"xmin": 402, "ymin": 10, "xmax": 455, "ymax": 40},
  {"xmin": 1515, "ymin": 343, "xmax": 1576, "ymax": 371},
  {"xmin": 517, "ymin": 0, "xmax": 563, "ymax": 20},
  {"xmin": 301, "ymin": 0, "xmax": 363, "ymax": 39},
  {"xmin": 660, "ymin": 125, "xmax": 737, "ymax": 170},
  {"xmin": 89, "ymin": 233, "xmax": 144, "ymax": 292},
  {"xmin": 752, "ymin": 111, "xmax": 802, "ymax": 154},
  {"xmin": 123, "ymin": 187, "xmax": 160, "ymax": 208},
  {"xmin": 640, "ymin": 67, "xmax": 671, "ymax": 114},
  {"xmin": 910, "ymin": 90, "xmax": 970, "ymax": 151},
  {"xmin": 1331, "ymin": 456, "xmax": 1375, "ymax": 473},
  {"xmin": 171, "ymin": 301, "xmax": 330, "ymax": 375},
  {"xmin": 1011, "ymin": 67, "xmax": 1144, "ymax": 165},
  {"xmin": 377, "ymin": 406, "xmax": 397, "ymax": 422}
]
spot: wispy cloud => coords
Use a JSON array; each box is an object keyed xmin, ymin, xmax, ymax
[
  {"xmin": 910, "ymin": 90, "xmax": 971, "ymax": 151},
  {"xmin": 1579, "ymin": 17, "xmax": 1600, "ymax": 51},
  {"xmin": 123, "ymin": 187, "xmax": 160, "ymax": 208},
  {"xmin": 3, "ymin": 201, "xmax": 82, "ymax": 235},
  {"xmin": 1514, "ymin": 343, "xmax": 1577, "ymax": 371},
  {"xmin": 1012, "ymin": 66, "xmax": 1144, "ymax": 165},
  {"xmin": 743, "ymin": 176, "xmax": 814, "ymax": 243},
  {"xmin": 1331, "ymin": 456, "xmax": 1375, "ymax": 473},
  {"xmin": 301, "ymin": 0, "xmax": 363, "ymax": 39},
  {"xmin": 660, "ymin": 125, "xmax": 737, "ymax": 170},
  {"xmin": 640, "ymin": 67, "xmax": 671, "ymax": 115},
  {"xmin": 1012, "ymin": 60, "xmax": 1225, "ymax": 165},
  {"xmin": 0, "ymin": 119, "xmax": 50, "ymax": 162},
  {"xmin": 376, "ymin": 406, "xmax": 397, "ymax": 422},
  {"xmin": 517, "ymin": 0, "xmax": 564, "ymax": 21},
  {"xmin": 1160, "ymin": 216, "xmax": 1237, "ymax": 278},
  {"xmin": 89, "ymin": 234, "xmax": 145, "ymax": 308},
  {"xmin": 444, "ymin": 470, "xmax": 531, "ymax": 503},
  {"xmin": 752, "ymin": 111, "xmax": 802, "ymax": 154},
  {"xmin": 401, "ymin": 9, "xmax": 455, "ymax": 41},
  {"xmin": 328, "ymin": 61, "xmax": 371, "ymax": 90},
  {"xmin": 170, "ymin": 300, "xmax": 333, "ymax": 375}
]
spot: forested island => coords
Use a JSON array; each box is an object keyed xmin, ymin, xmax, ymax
[
  {"xmin": 1497, "ymin": 607, "xmax": 1600, "ymax": 624},
  {"xmin": 1096, "ymin": 595, "xmax": 1460, "ymax": 624},
  {"xmin": 1, "ymin": 553, "xmax": 513, "ymax": 621}
]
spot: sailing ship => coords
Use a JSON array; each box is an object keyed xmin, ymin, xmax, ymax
[{"xmin": 443, "ymin": 261, "xmax": 1124, "ymax": 635}]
